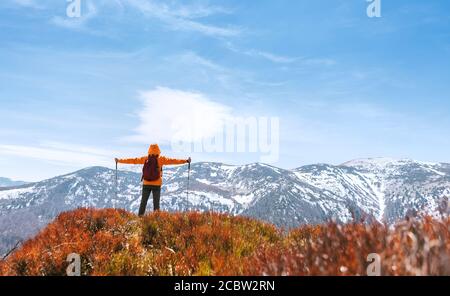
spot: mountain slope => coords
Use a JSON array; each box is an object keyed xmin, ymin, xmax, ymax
[
  {"xmin": 0, "ymin": 158, "xmax": 449, "ymax": 255},
  {"xmin": 342, "ymin": 158, "xmax": 450, "ymax": 223}
]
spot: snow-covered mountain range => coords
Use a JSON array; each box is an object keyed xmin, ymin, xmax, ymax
[{"xmin": 1, "ymin": 158, "xmax": 449, "ymax": 255}]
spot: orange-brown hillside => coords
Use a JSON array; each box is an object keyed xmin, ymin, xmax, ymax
[{"xmin": 0, "ymin": 208, "xmax": 449, "ymax": 276}]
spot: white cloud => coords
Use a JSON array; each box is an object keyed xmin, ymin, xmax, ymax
[
  {"xmin": 9, "ymin": 0, "xmax": 240, "ymax": 37},
  {"xmin": 225, "ymin": 42, "xmax": 336, "ymax": 65},
  {"xmin": 123, "ymin": 0, "xmax": 240, "ymax": 37},
  {"xmin": 0, "ymin": 142, "xmax": 116, "ymax": 168},
  {"xmin": 176, "ymin": 51, "xmax": 227, "ymax": 72},
  {"xmin": 120, "ymin": 0, "xmax": 231, "ymax": 19},
  {"xmin": 335, "ymin": 102, "xmax": 395, "ymax": 119},
  {"xmin": 126, "ymin": 87, "xmax": 232, "ymax": 144},
  {"xmin": 249, "ymin": 51, "xmax": 336, "ymax": 66},
  {"xmin": 248, "ymin": 50, "xmax": 299, "ymax": 64},
  {"xmin": 225, "ymin": 43, "xmax": 297, "ymax": 64},
  {"xmin": 10, "ymin": 0, "xmax": 39, "ymax": 8}
]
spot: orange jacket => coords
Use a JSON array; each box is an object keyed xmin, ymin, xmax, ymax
[{"xmin": 117, "ymin": 144, "xmax": 188, "ymax": 186}]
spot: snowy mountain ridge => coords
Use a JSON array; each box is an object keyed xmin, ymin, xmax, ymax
[{"xmin": 0, "ymin": 158, "xmax": 449, "ymax": 255}]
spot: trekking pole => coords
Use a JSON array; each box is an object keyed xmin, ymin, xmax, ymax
[
  {"xmin": 186, "ymin": 161, "xmax": 190, "ymax": 212},
  {"xmin": 115, "ymin": 160, "xmax": 118, "ymax": 199}
]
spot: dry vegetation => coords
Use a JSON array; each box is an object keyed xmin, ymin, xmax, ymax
[{"xmin": 0, "ymin": 208, "xmax": 448, "ymax": 276}]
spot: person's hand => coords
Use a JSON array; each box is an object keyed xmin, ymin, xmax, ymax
[{"xmin": 187, "ymin": 157, "xmax": 191, "ymax": 164}]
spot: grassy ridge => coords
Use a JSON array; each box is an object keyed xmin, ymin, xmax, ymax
[{"xmin": 0, "ymin": 208, "xmax": 448, "ymax": 276}]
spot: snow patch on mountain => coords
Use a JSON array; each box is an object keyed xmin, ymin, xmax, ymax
[{"xmin": 0, "ymin": 187, "xmax": 36, "ymax": 200}]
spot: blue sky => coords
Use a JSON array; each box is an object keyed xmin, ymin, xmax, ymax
[{"xmin": 1, "ymin": 0, "xmax": 450, "ymax": 181}]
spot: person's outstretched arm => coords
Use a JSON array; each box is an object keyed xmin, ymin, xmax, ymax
[
  {"xmin": 115, "ymin": 156, "xmax": 147, "ymax": 165},
  {"xmin": 160, "ymin": 156, "xmax": 191, "ymax": 166}
]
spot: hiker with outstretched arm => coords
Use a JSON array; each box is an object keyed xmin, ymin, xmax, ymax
[{"xmin": 115, "ymin": 144, "xmax": 191, "ymax": 216}]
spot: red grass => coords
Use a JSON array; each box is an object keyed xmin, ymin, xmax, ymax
[
  {"xmin": 241, "ymin": 218, "xmax": 450, "ymax": 276},
  {"xmin": 0, "ymin": 209, "xmax": 448, "ymax": 276}
]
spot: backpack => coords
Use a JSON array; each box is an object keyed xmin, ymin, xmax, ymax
[{"xmin": 142, "ymin": 155, "xmax": 161, "ymax": 182}]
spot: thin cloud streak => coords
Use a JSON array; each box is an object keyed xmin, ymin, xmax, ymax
[
  {"xmin": 0, "ymin": 143, "xmax": 117, "ymax": 168},
  {"xmin": 10, "ymin": 0, "xmax": 42, "ymax": 8},
  {"xmin": 124, "ymin": 0, "xmax": 240, "ymax": 37},
  {"xmin": 8, "ymin": 0, "xmax": 240, "ymax": 37},
  {"xmin": 225, "ymin": 42, "xmax": 336, "ymax": 65}
]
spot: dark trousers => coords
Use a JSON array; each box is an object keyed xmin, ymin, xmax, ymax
[{"xmin": 139, "ymin": 185, "xmax": 161, "ymax": 216}]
